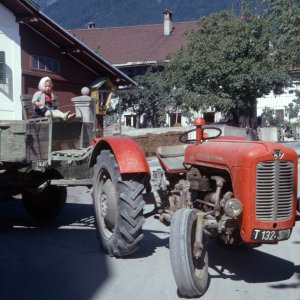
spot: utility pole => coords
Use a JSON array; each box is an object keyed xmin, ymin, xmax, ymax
[
  {"xmin": 232, "ymin": 0, "xmax": 248, "ymax": 16},
  {"xmin": 240, "ymin": 0, "xmax": 247, "ymax": 15}
]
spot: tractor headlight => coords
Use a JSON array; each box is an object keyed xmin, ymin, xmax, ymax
[{"xmin": 224, "ymin": 198, "xmax": 243, "ymax": 217}]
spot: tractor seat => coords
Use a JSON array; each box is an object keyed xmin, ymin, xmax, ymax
[{"xmin": 156, "ymin": 144, "xmax": 188, "ymax": 171}]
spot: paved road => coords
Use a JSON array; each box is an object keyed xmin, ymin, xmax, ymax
[
  {"xmin": 0, "ymin": 189, "xmax": 299, "ymax": 300},
  {"xmin": 0, "ymin": 145, "xmax": 300, "ymax": 300}
]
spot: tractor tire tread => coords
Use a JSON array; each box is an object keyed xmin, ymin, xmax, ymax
[{"xmin": 93, "ymin": 150, "xmax": 146, "ymax": 257}]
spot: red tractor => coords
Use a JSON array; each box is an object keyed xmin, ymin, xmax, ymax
[{"xmin": 91, "ymin": 118, "xmax": 298, "ymax": 298}]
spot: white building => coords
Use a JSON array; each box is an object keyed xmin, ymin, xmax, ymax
[
  {"xmin": 257, "ymin": 82, "xmax": 300, "ymax": 123},
  {"xmin": 0, "ymin": 3, "xmax": 22, "ymax": 120}
]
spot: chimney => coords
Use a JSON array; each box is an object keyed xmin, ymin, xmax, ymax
[
  {"xmin": 87, "ymin": 21, "xmax": 95, "ymax": 29},
  {"xmin": 163, "ymin": 9, "xmax": 173, "ymax": 36}
]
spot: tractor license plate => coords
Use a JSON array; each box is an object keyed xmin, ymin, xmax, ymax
[{"xmin": 251, "ymin": 228, "xmax": 291, "ymax": 241}]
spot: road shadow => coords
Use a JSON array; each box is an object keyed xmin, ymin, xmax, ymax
[
  {"xmin": 0, "ymin": 198, "xmax": 108, "ymax": 300},
  {"xmin": 128, "ymin": 229, "xmax": 169, "ymax": 258},
  {"xmin": 269, "ymin": 264, "xmax": 300, "ymax": 289},
  {"xmin": 0, "ymin": 198, "xmax": 95, "ymax": 230},
  {"xmin": 208, "ymin": 239, "xmax": 296, "ymax": 285}
]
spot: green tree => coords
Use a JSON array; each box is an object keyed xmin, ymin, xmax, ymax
[
  {"xmin": 262, "ymin": 0, "xmax": 300, "ymax": 68},
  {"xmin": 164, "ymin": 10, "xmax": 291, "ymax": 126},
  {"xmin": 285, "ymin": 101, "xmax": 300, "ymax": 122},
  {"xmin": 121, "ymin": 66, "xmax": 169, "ymax": 128},
  {"xmin": 260, "ymin": 107, "xmax": 283, "ymax": 126},
  {"xmin": 284, "ymin": 89, "xmax": 300, "ymax": 122}
]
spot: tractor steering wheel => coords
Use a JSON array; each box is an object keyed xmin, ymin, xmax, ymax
[{"xmin": 179, "ymin": 126, "xmax": 222, "ymax": 144}]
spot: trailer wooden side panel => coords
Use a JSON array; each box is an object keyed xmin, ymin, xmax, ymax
[
  {"xmin": 0, "ymin": 119, "xmax": 94, "ymax": 164},
  {"xmin": 26, "ymin": 121, "xmax": 51, "ymax": 161},
  {"xmin": 0, "ymin": 121, "xmax": 27, "ymax": 162}
]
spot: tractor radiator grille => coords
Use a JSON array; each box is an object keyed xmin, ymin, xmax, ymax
[{"xmin": 255, "ymin": 160, "xmax": 293, "ymax": 220}]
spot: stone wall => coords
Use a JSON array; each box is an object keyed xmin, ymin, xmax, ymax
[
  {"xmin": 106, "ymin": 126, "xmax": 188, "ymax": 156},
  {"xmin": 107, "ymin": 124, "xmax": 248, "ymax": 157},
  {"xmin": 126, "ymin": 131, "xmax": 184, "ymax": 156}
]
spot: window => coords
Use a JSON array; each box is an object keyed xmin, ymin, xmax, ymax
[
  {"xmin": 203, "ymin": 112, "xmax": 215, "ymax": 124},
  {"xmin": 275, "ymin": 109, "xmax": 284, "ymax": 120},
  {"xmin": 32, "ymin": 55, "xmax": 60, "ymax": 73},
  {"xmin": 0, "ymin": 51, "xmax": 6, "ymax": 84},
  {"xmin": 170, "ymin": 113, "xmax": 181, "ymax": 126},
  {"xmin": 125, "ymin": 115, "xmax": 137, "ymax": 127}
]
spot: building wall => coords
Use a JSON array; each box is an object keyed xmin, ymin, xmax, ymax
[
  {"xmin": 20, "ymin": 25, "xmax": 97, "ymax": 110},
  {"xmin": 257, "ymin": 83, "xmax": 300, "ymax": 123},
  {"xmin": 180, "ymin": 111, "xmax": 222, "ymax": 126},
  {"xmin": 0, "ymin": 4, "xmax": 22, "ymax": 120},
  {"xmin": 0, "ymin": 4, "xmax": 101, "ymax": 121}
]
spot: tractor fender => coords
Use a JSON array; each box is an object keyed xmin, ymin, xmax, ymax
[{"xmin": 89, "ymin": 137, "xmax": 150, "ymax": 174}]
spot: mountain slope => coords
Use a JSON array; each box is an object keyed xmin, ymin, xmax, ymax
[{"xmin": 34, "ymin": 0, "xmax": 234, "ymax": 29}]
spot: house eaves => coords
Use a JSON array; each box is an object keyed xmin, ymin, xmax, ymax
[
  {"xmin": 0, "ymin": 0, "xmax": 137, "ymax": 87},
  {"xmin": 114, "ymin": 60, "xmax": 163, "ymax": 68}
]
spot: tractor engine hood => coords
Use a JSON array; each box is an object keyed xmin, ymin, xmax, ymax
[{"xmin": 184, "ymin": 139, "xmax": 297, "ymax": 171}]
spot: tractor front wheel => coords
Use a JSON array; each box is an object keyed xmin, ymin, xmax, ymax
[
  {"xmin": 92, "ymin": 150, "xmax": 146, "ymax": 257},
  {"xmin": 170, "ymin": 208, "xmax": 209, "ymax": 298}
]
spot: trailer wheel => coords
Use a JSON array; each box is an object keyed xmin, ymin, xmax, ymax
[
  {"xmin": 92, "ymin": 150, "xmax": 146, "ymax": 257},
  {"xmin": 170, "ymin": 208, "xmax": 209, "ymax": 298},
  {"xmin": 22, "ymin": 169, "xmax": 67, "ymax": 221}
]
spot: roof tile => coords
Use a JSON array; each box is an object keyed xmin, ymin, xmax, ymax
[{"xmin": 70, "ymin": 21, "xmax": 198, "ymax": 65}]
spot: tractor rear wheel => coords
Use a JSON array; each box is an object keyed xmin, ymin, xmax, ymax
[
  {"xmin": 170, "ymin": 208, "xmax": 209, "ymax": 298},
  {"xmin": 92, "ymin": 150, "xmax": 146, "ymax": 257}
]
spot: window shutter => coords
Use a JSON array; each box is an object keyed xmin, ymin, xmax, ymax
[{"xmin": 0, "ymin": 51, "xmax": 6, "ymax": 84}]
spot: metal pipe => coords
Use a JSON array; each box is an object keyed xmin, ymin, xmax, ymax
[
  {"xmin": 194, "ymin": 212, "xmax": 204, "ymax": 258},
  {"xmin": 193, "ymin": 118, "xmax": 206, "ymax": 143},
  {"xmin": 196, "ymin": 198, "xmax": 215, "ymax": 208},
  {"xmin": 211, "ymin": 176, "xmax": 225, "ymax": 216},
  {"xmin": 150, "ymin": 181, "xmax": 163, "ymax": 213},
  {"xmin": 118, "ymin": 94, "xmax": 122, "ymax": 135}
]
